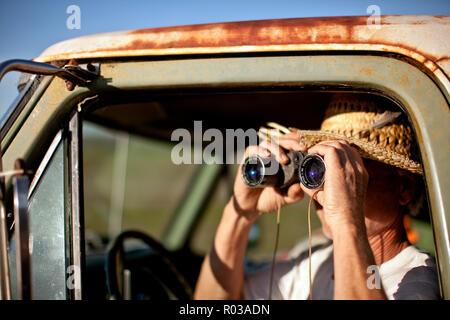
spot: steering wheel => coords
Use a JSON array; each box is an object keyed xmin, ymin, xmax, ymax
[{"xmin": 105, "ymin": 230, "xmax": 193, "ymax": 300}]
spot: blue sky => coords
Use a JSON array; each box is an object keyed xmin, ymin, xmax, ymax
[{"xmin": 1, "ymin": 0, "xmax": 449, "ymax": 116}]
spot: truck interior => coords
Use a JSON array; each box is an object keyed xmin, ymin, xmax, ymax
[{"xmin": 79, "ymin": 89, "xmax": 435, "ymax": 299}]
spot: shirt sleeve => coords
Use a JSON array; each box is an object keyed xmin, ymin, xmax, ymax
[{"xmin": 392, "ymin": 264, "xmax": 441, "ymax": 300}]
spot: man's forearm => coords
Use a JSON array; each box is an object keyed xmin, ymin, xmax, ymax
[
  {"xmin": 194, "ymin": 199, "xmax": 255, "ymax": 299},
  {"xmin": 332, "ymin": 222, "xmax": 387, "ymax": 300}
]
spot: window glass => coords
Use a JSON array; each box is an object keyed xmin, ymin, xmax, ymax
[
  {"xmin": 0, "ymin": 73, "xmax": 38, "ymax": 129},
  {"xmin": 0, "ymin": 71, "xmax": 22, "ymax": 121},
  {"xmin": 9, "ymin": 139, "xmax": 67, "ymax": 300}
]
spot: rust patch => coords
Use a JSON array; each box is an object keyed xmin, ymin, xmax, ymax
[
  {"xmin": 359, "ymin": 66, "xmax": 376, "ymax": 77},
  {"xmin": 129, "ymin": 16, "xmax": 367, "ymax": 35},
  {"xmin": 398, "ymin": 74, "xmax": 411, "ymax": 87},
  {"xmin": 95, "ymin": 15, "xmax": 446, "ymax": 66},
  {"xmin": 123, "ymin": 16, "xmax": 365, "ymax": 49},
  {"xmin": 65, "ymin": 58, "xmax": 79, "ymax": 91},
  {"xmin": 435, "ymin": 57, "xmax": 450, "ymax": 64}
]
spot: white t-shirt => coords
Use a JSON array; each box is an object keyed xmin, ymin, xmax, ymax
[{"xmin": 243, "ymin": 242, "xmax": 440, "ymax": 300}]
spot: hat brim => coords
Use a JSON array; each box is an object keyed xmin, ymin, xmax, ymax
[{"xmin": 294, "ymin": 129, "xmax": 423, "ymax": 175}]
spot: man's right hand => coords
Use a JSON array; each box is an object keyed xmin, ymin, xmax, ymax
[
  {"xmin": 231, "ymin": 132, "xmax": 305, "ymax": 222},
  {"xmin": 195, "ymin": 131, "xmax": 306, "ymax": 300}
]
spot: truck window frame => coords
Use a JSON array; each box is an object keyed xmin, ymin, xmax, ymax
[{"xmin": 1, "ymin": 53, "xmax": 448, "ymax": 299}]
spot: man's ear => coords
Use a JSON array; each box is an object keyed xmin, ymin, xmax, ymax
[{"xmin": 398, "ymin": 172, "xmax": 417, "ymax": 206}]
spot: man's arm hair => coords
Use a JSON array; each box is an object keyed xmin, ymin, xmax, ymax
[{"xmin": 194, "ymin": 199, "xmax": 253, "ymax": 300}]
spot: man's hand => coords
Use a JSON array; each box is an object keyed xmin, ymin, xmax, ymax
[
  {"xmin": 232, "ymin": 132, "xmax": 305, "ymax": 222},
  {"xmin": 300, "ymin": 140, "xmax": 369, "ymax": 236},
  {"xmin": 298, "ymin": 140, "xmax": 384, "ymax": 299}
]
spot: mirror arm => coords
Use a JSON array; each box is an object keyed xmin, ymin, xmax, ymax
[
  {"xmin": 0, "ymin": 59, "xmax": 98, "ymax": 86},
  {"xmin": 12, "ymin": 159, "xmax": 32, "ymax": 300}
]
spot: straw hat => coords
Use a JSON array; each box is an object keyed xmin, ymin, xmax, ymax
[{"xmin": 261, "ymin": 94, "xmax": 423, "ymax": 175}]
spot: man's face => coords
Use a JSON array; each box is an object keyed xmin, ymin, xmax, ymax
[{"xmin": 315, "ymin": 159, "xmax": 403, "ymax": 239}]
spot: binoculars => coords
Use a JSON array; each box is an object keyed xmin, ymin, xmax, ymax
[{"xmin": 241, "ymin": 150, "xmax": 326, "ymax": 189}]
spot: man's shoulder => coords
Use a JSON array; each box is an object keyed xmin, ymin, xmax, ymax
[
  {"xmin": 381, "ymin": 245, "xmax": 440, "ymax": 299},
  {"xmin": 386, "ymin": 245, "xmax": 436, "ymax": 273}
]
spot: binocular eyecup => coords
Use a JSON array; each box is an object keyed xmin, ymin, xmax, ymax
[{"xmin": 241, "ymin": 150, "xmax": 325, "ymax": 189}]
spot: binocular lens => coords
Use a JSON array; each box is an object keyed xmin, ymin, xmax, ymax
[
  {"xmin": 300, "ymin": 155, "xmax": 326, "ymax": 189},
  {"xmin": 247, "ymin": 168, "xmax": 261, "ymax": 182},
  {"xmin": 242, "ymin": 156, "xmax": 265, "ymax": 186}
]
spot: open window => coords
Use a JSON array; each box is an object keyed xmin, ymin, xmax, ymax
[{"xmin": 80, "ymin": 88, "xmax": 436, "ymax": 299}]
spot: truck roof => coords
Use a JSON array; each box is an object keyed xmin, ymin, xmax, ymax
[{"xmin": 35, "ymin": 15, "xmax": 450, "ymax": 81}]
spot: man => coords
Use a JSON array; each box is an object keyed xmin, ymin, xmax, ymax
[{"xmin": 194, "ymin": 94, "xmax": 440, "ymax": 300}]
